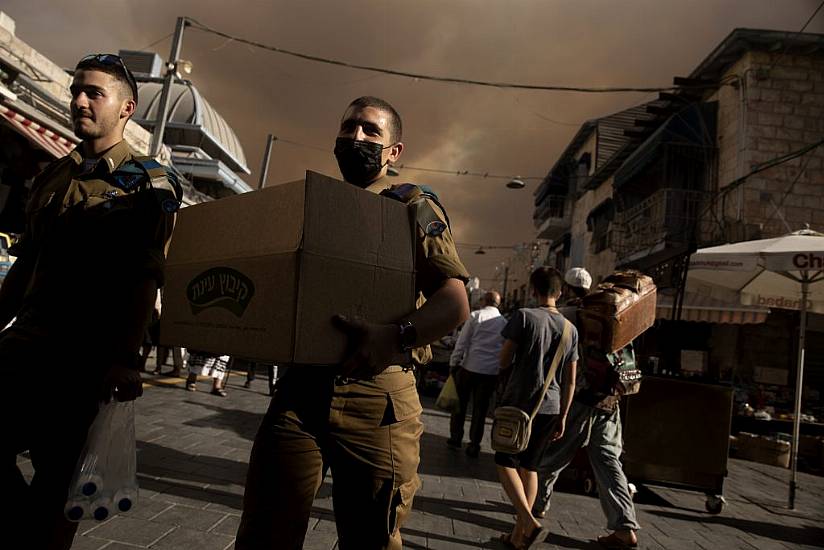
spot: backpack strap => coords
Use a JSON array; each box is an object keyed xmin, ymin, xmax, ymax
[
  {"xmin": 128, "ymin": 156, "xmax": 184, "ymax": 213},
  {"xmin": 529, "ymin": 317, "xmax": 573, "ymax": 420},
  {"xmin": 381, "ymin": 183, "xmax": 452, "ymax": 234}
]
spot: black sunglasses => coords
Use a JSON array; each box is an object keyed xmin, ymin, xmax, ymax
[{"xmin": 77, "ymin": 54, "xmax": 139, "ymax": 101}]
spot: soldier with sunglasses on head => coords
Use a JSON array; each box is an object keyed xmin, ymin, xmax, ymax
[{"xmin": 0, "ymin": 54, "xmax": 181, "ymax": 549}]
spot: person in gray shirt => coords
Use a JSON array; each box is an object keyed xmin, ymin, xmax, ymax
[{"xmin": 496, "ymin": 267, "xmax": 578, "ymax": 549}]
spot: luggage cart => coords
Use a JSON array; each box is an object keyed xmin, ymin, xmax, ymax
[{"xmin": 622, "ymin": 376, "xmax": 734, "ymax": 514}]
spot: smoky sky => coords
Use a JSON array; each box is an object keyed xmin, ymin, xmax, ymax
[{"xmin": 5, "ymin": 0, "xmax": 821, "ymax": 286}]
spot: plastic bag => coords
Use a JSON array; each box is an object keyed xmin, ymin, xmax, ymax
[
  {"xmin": 435, "ymin": 375, "xmax": 461, "ymax": 414},
  {"xmin": 64, "ymin": 400, "xmax": 138, "ymax": 522}
]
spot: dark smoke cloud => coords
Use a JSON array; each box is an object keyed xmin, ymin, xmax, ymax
[{"xmin": 5, "ymin": 0, "xmax": 818, "ymax": 284}]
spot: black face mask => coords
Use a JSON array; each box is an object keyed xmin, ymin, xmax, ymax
[{"xmin": 334, "ymin": 137, "xmax": 388, "ymax": 188}]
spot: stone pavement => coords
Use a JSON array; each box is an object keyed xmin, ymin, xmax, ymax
[{"xmin": 16, "ymin": 369, "xmax": 823, "ymax": 549}]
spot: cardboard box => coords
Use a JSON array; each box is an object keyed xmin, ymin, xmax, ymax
[
  {"xmin": 735, "ymin": 432, "xmax": 790, "ymax": 468},
  {"xmin": 160, "ymin": 171, "xmax": 415, "ymax": 364}
]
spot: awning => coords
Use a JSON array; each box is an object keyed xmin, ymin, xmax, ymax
[
  {"xmin": 614, "ymin": 102, "xmax": 717, "ymax": 189},
  {"xmin": 1, "ymin": 105, "xmax": 77, "ymax": 158},
  {"xmin": 656, "ymin": 290, "xmax": 769, "ymax": 324}
]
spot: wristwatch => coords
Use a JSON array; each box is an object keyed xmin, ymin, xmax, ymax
[{"xmin": 397, "ymin": 321, "xmax": 417, "ymax": 352}]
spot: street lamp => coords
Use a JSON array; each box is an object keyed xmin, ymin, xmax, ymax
[{"xmin": 506, "ymin": 177, "xmax": 526, "ymax": 189}]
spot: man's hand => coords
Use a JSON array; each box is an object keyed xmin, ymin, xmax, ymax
[
  {"xmin": 102, "ymin": 364, "xmax": 144, "ymax": 402},
  {"xmin": 333, "ymin": 315, "xmax": 409, "ymax": 379},
  {"xmin": 549, "ymin": 415, "xmax": 566, "ymax": 442}
]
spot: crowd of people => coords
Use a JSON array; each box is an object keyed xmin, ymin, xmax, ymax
[
  {"xmin": 0, "ymin": 51, "xmax": 641, "ymax": 550},
  {"xmin": 445, "ymin": 266, "xmax": 640, "ymax": 550}
]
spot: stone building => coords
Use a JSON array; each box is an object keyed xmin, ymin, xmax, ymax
[{"xmin": 531, "ymin": 28, "xmax": 824, "ymax": 418}]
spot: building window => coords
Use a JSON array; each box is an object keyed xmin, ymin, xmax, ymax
[{"xmin": 587, "ymin": 199, "xmax": 615, "ymax": 254}]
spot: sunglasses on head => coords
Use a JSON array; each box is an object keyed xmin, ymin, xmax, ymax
[{"xmin": 77, "ymin": 54, "xmax": 138, "ymax": 100}]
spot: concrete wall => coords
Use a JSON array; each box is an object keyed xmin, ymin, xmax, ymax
[
  {"xmin": 569, "ymin": 178, "xmax": 617, "ymax": 283},
  {"xmin": 712, "ymin": 50, "xmax": 824, "ymax": 237}
]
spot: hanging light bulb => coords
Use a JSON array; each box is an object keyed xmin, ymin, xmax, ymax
[{"xmin": 506, "ymin": 177, "xmax": 526, "ymax": 189}]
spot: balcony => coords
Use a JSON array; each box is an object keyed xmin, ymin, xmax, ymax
[
  {"xmin": 533, "ymin": 194, "xmax": 573, "ymax": 240},
  {"xmin": 612, "ymin": 188, "xmax": 710, "ymax": 264}
]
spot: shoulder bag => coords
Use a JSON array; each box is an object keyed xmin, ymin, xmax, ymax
[{"xmin": 491, "ymin": 317, "xmax": 572, "ymax": 454}]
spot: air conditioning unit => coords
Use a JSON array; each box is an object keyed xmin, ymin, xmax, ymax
[{"xmin": 118, "ymin": 50, "xmax": 163, "ymax": 78}]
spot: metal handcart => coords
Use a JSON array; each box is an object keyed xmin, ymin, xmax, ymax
[{"xmin": 622, "ymin": 375, "xmax": 734, "ymax": 514}]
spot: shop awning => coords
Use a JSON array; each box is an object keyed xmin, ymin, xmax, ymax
[
  {"xmin": 656, "ymin": 290, "xmax": 769, "ymax": 324},
  {"xmin": 1, "ymin": 105, "xmax": 76, "ymax": 158}
]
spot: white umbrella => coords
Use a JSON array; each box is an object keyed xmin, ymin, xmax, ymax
[{"xmin": 688, "ymin": 228, "xmax": 824, "ymax": 510}]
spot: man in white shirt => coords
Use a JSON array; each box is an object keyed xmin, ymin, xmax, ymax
[{"xmin": 447, "ymin": 290, "xmax": 507, "ymax": 457}]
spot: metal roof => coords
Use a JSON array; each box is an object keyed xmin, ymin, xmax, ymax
[
  {"xmin": 133, "ymin": 80, "xmax": 249, "ymax": 174},
  {"xmin": 533, "ymin": 102, "xmax": 663, "ymax": 206},
  {"xmin": 533, "ymin": 121, "xmax": 596, "ymax": 206}
]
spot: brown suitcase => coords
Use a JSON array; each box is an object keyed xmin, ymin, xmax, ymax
[{"xmin": 577, "ymin": 271, "xmax": 657, "ymax": 353}]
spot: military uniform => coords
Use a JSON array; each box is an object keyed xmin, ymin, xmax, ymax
[
  {"xmin": 236, "ymin": 184, "xmax": 469, "ymax": 550},
  {"xmin": 0, "ymin": 140, "xmax": 180, "ymax": 550}
]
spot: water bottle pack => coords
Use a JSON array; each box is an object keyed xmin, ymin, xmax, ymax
[{"xmin": 65, "ymin": 400, "xmax": 138, "ymax": 522}]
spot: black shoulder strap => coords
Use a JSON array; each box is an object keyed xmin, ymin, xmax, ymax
[
  {"xmin": 381, "ymin": 183, "xmax": 452, "ymax": 230},
  {"xmin": 130, "ymin": 156, "xmax": 184, "ymax": 213}
]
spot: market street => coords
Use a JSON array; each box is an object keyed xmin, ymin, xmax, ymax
[{"xmin": 16, "ymin": 368, "xmax": 822, "ymax": 550}]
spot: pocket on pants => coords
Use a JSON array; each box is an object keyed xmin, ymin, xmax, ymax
[
  {"xmin": 386, "ymin": 476, "xmax": 421, "ymax": 536},
  {"xmin": 387, "ymin": 385, "xmax": 423, "ymax": 424}
]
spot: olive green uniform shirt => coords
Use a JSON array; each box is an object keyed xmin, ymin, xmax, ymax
[
  {"xmin": 8, "ymin": 140, "xmax": 178, "ymax": 351},
  {"xmin": 382, "ymin": 183, "xmax": 470, "ymax": 364}
]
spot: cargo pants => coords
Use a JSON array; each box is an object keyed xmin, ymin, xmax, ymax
[
  {"xmin": 533, "ymin": 400, "xmax": 640, "ymax": 532},
  {"xmin": 0, "ymin": 332, "xmax": 102, "ymax": 550},
  {"xmin": 236, "ymin": 366, "xmax": 423, "ymax": 550}
]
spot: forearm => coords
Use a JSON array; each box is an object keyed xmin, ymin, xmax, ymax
[
  {"xmin": 559, "ymin": 362, "xmax": 577, "ymax": 418},
  {"xmin": 0, "ymin": 258, "xmax": 33, "ymax": 327},
  {"xmin": 404, "ymin": 278, "xmax": 469, "ymax": 346}
]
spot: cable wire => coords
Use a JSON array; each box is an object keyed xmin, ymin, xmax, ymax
[
  {"xmin": 765, "ymin": 0, "xmax": 824, "ymax": 74},
  {"xmin": 272, "ymin": 136, "xmax": 545, "ymax": 181},
  {"xmin": 137, "ymin": 32, "xmax": 173, "ymax": 52},
  {"xmin": 185, "ymin": 17, "xmax": 724, "ymax": 94}
]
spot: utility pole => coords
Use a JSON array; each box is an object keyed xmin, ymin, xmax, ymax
[
  {"xmin": 150, "ymin": 17, "xmax": 188, "ymax": 157},
  {"xmin": 257, "ymin": 134, "xmax": 276, "ymax": 189},
  {"xmin": 501, "ymin": 265, "xmax": 510, "ymax": 310}
]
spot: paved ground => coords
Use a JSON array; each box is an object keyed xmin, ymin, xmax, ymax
[{"xmin": 17, "ymin": 367, "xmax": 824, "ymax": 549}]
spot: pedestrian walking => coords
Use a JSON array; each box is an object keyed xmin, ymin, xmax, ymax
[
  {"xmin": 235, "ymin": 96, "xmax": 470, "ymax": 550},
  {"xmin": 533, "ymin": 267, "xmax": 640, "ymax": 549},
  {"xmin": 495, "ymin": 267, "xmax": 578, "ymax": 550},
  {"xmin": 447, "ymin": 290, "xmax": 507, "ymax": 457},
  {"xmin": 0, "ymin": 53, "xmax": 180, "ymax": 550},
  {"xmin": 186, "ymin": 351, "xmax": 229, "ymax": 397}
]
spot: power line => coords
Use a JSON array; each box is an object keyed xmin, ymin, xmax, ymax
[
  {"xmin": 273, "ymin": 136, "xmax": 545, "ymax": 181},
  {"xmin": 185, "ymin": 17, "xmax": 722, "ymax": 94},
  {"xmin": 455, "ymin": 242, "xmax": 521, "ymax": 249},
  {"xmin": 766, "ymin": 0, "xmax": 824, "ymax": 74},
  {"xmin": 616, "ymin": 136, "xmax": 824, "ymax": 264},
  {"xmin": 760, "ymin": 150, "xmax": 816, "ymax": 230},
  {"xmin": 717, "ymin": 136, "xmax": 824, "ymax": 201},
  {"xmin": 393, "ymin": 165, "xmax": 543, "ymax": 180},
  {"xmin": 137, "ymin": 32, "xmax": 173, "ymax": 52}
]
